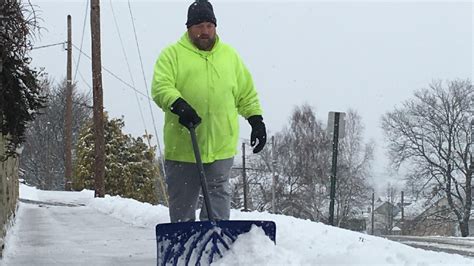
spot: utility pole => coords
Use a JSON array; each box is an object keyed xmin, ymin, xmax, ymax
[
  {"xmin": 328, "ymin": 112, "xmax": 344, "ymax": 226},
  {"xmin": 0, "ymin": 15, "xmax": 4, "ymax": 100},
  {"xmin": 65, "ymin": 15, "xmax": 73, "ymax": 191},
  {"xmin": 271, "ymin": 136, "xmax": 276, "ymax": 214},
  {"xmin": 371, "ymin": 192, "xmax": 375, "ymax": 235},
  {"xmin": 469, "ymin": 119, "xmax": 474, "ymax": 219},
  {"xmin": 401, "ymin": 191, "xmax": 404, "ymax": 234},
  {"xmin": 46, "ymin": 121, "xmax": 52, "ymax": 189},
  {"xmin": 242, "ymin": 143, "xmax": 249, "ymax": 211},
  {"xmin": 91, "ymin": 0, "xmax": 105, "ymax": 197}
]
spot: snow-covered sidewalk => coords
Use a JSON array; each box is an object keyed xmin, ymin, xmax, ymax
[
  {"xmin": 1, "ymin": 187, "xmax": 156, "ymax": 265},
  {"xmin": 2, "ymin": 184, "xmax": 474, "ymax": 265},
  {"xmin": 3, "ymin": 201, "xmax": 156, "ymax": 265}
]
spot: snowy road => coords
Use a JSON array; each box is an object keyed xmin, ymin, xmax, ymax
[
  {"xmin": 385, "ymin": 235, "xmax": 474, "ymax": 258},
  {"xmin": 2, "ymin": 200, "xmax": 156, "ymax": 265}
]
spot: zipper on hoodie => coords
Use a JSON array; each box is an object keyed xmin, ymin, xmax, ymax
[{"xmin": 205, "ymin": 56, "xmax": 211, "ymax": 159}]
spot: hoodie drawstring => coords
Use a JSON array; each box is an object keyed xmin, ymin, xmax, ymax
[{"xmin": 204, "ymin": 55, "xmax": 221, "ymax": 80}]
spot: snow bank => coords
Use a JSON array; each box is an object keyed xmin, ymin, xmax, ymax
[
  {"xmin": 221, "ymin": 210, "xmax": 474, "ymax": 265},
  {"xmin": 85, "ymin": 189, "xmax": 474, "ymax": 265},
  {"xmin": 13, "ymin": 184, "xmax": 474, "ymax": 265},
  {"xmin": 20, "ymin": 183, "xmax": 94, "ymax": 204},
  {"xmin": 88, "ymin": 195, "xmax": 170, "ymax": 227}
]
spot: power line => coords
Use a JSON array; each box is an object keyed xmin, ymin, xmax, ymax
[
  {"xmin": 32, "ymin": 40, "xmax": 94, "ymax": 102},
  {"xmin": 73, "ymin": 0, "xmax": 90, "ymax": 82},
  {"xmin": 77, "ymin": 70, "xmax": 92, "ymax": 90},
  {"xmin": 32, "ymin": 42, "xmax": 66, "ymax": 50},
  {"xmin": 33, "ymin": 42, "xmax": 148, "ymax": 100},
  {"xmin": 71, "ymin": 43, "xmax": 150, "ymax": 99},
  {"xmin": 72, "ymin": 54, "xmax": 93, "ymax": 90},
  {"xmin": 109, "ymin": 0, "xmax": 148, "ymax": 136},
  {"xmin": 127, "ymin": 0, "xmax": 165, "ymax": 170},
  {"xmin": 128, "ymin": 0, "xmax": 167, "ymax": 204}
]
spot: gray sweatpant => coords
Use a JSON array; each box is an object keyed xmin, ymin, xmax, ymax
[{"xmin": 165, "ymin": 158, "xmax": 234, "ymax": 223}]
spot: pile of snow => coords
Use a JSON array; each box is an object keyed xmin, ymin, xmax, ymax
[
  {"xmin": 88, "ymin": 194, "xmax": 170, "ymax": 227},
  {"xmin": 19, "ymin": 183, "xmax": 94, "ymax": 204},
  {"xmin": 11, "ymin": 184, "xmax": 474, "ymax": 265}
]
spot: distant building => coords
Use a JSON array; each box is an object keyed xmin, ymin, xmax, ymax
[
  {"xmin": 366, "ymin": 200, "xmax": 400, "ymax": 236},
  {"xmin": 402, "ymin": 197, "xmax": 458, "ymax": 236},
  {"xmin": 365, "ymin": 196, "xmax": 474, "ymax": 237}
]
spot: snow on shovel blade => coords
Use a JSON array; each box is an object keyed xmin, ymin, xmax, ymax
[{"xmin": 156, "ymin": 220, "xmax": 276, "ymax": 265}]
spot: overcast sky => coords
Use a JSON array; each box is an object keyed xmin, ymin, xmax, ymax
[{"xmin": 30, "ymin": 0, "xmax": 473, "ymax": 193}]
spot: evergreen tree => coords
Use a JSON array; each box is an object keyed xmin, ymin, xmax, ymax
[
  {"xmin": 73, "ymin": 114, "xmax": 162, "ymax": 204},
  {"xmin": 1, "ymin": 0, "xmax": 46, "ymax": 156}
]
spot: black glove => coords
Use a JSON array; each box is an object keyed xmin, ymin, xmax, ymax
[
  {"xmin": 170, "ymin": 98, "xmax": 202, "ymax": 129},
  {"xmin": 248, "ymin": 115, "xmax": 266, "ymax": 153}
]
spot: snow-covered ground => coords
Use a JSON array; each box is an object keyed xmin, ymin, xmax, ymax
[{"xmin": 2, "ymin": 184, "xmax": 474, "ymax": 265}]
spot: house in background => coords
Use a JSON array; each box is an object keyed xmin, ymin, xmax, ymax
[
  {"xmin": 402, "ymin": 197, "xmax": 459, "ymax": 236},
  {"xmin": 366, "ymin": 199, "xmax": 400, "ymax": 236},
  {"xmin": 365, "ymin": 195, "xmax": 474, "ymax": 237}
]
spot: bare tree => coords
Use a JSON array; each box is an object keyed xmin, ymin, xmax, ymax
[
  {"xmin": 247, "ymin": 147, "xmax": 276, "ymax": 212},
  {"xmin": 273, "ymin": 104, "xmax": 331, "ymax": 221},
  {"xmin": 234, "ymin": 105, "xmax": 374, "ymax": 226},
  {"xmin": 335, "ymin": 110, "xmax": 374, "ymax": 227},
  {"xmin": 382, "ymin": 79, "xmax": 473, "ymax": 236},
  {"xmin": 229, "ymin": 142, "xmax": 274, "ymax": 212},
  {"xmin": 20, "ymin": 78, "xmax": 92, "ymax": 190}
]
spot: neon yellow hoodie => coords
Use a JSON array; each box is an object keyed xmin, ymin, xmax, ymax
[{"xmin": 151, "ymin": 33, "xmax": 263, "ymax": 163}]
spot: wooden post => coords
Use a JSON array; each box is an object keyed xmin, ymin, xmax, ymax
[
  {"xmin": 242, "ymin": 143, "xmax": 248, "ymax": 211},
  {"xmin": 65, "ymin": 14, "xmax": 73, "ymax": 191},
  {"xmin": 91, "ymin": 0, "xmax": 105, "ymax": 197},
  {"xmin": 401, "ymin": 191, "xmax": 404, "ymax": 234},
  {"xmin": 271, "ymin": 136, "xmax": 276, "ymax": 213},
  {"xmin": 371, "ymin": 192, "xmax": 375, "ymax": 235}
]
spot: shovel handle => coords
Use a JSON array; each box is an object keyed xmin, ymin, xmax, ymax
[{"xmin": 189, "ymin": 127, "xmax": 214, "ymax": 221}]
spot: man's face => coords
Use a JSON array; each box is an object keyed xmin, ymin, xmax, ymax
[{"xmin": 188, "ymin": 22, "xmax": 216, "ymax": 51}]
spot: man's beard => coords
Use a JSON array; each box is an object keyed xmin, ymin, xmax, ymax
[{"xmin": 192, "ymin": 35, "xmax": 216, "ymax": 51}]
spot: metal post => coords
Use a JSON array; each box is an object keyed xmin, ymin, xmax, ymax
[
  {"xmin": 371, "ymin": 192, "xmax": 375, "ymax": 235},
  {"xmin": 242, "ymin": 143, "xmax": 248, "ymax": 211},
  {"xmin": 468, "ymin": 120, "xmax": 474, "ymax": 235},
  {"xmin": 401, "ymin": 191, "xmax": 404, "ymax": 234},
  {"xmin": 46, "ymin": 121, "xmax": 51, "ymax": 189},
  {"xmin": 91, "ymin": 0, "xmax": 105, "ymax": 197},
  {"xmin": 271, "ymin": 136, "xmax": 276, "ymax": 213},
  {"xmin": 65, "ymin": 15, "xmax": 73, "ymax": 191},
  {"xmin": 329, "ymin": 112, "xmax": 340, "ymax": 226},
  {"xmin": 0, "ymin": 15, "xmax": 4, "ymax": 74},
  {"xmin": 470, "ymin": 119, "xmax": 474, "ymax": 168},
  {"xmin": 389, "ymin": 199, "xmax": 393, "ymax": 235}
]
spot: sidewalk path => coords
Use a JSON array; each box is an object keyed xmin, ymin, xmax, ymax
[{"xmin": 2, "ymin": 197, "xmax": 156, "ymax": 265}]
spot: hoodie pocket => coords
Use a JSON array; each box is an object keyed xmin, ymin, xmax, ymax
[
  {"xmin": 210, "ymin": 110, "xmax": 238, "ymax": 154},
  {"xmin": 211, "ymin": 111, "xmax": 234, "ymax": 137}
]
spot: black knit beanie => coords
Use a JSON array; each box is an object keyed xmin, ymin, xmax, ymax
[{"xmin": 186, "ymin": 0, "xmax": 217, "ymax": 28}]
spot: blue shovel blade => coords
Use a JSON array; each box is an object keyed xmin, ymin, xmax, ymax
[{"xmin": 156, "ymin": 220, "xmax": 276, "ymax": 265}]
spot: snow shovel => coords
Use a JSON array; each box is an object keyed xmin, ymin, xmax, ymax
[{"xmin": 155, "ymin": 126, "xmax": 276, "ymax": 265}]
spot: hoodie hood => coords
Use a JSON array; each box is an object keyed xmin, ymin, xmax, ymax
[{"xmin": 178, "ymin": 32, "xmax": 222, "ymax": 79}]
